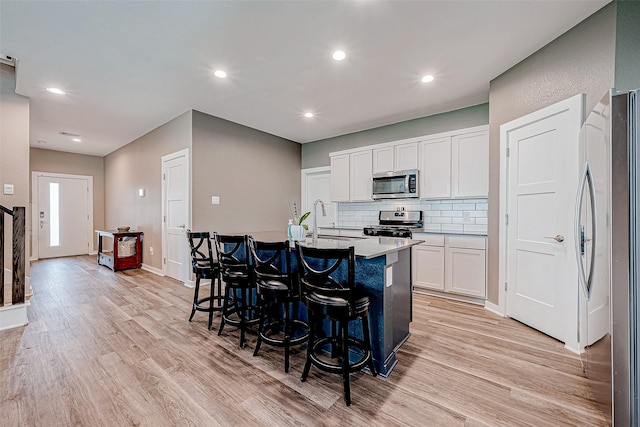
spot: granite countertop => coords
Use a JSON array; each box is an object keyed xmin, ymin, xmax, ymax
[{"xmin": 245, "ymin": 231, "xmax": 423, "ymax": 260}]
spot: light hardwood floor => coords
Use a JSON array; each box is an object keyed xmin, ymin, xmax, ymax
[{"xmin": 0, "ymin": 255, "xmax": 608, "ymax": 426}]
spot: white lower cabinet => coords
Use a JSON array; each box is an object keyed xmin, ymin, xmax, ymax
[
  {"xmin": 413, "ymin": 234, "xmax": 486, "ymax": 300},
  {"xmin": 412, "ymin": 235, "xmax": 445, "ymax": 291}
]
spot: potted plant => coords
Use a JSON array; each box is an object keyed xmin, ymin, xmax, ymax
[{"xmin": 289, "ymin": 201, "xmax": 310, "ymax": 241}]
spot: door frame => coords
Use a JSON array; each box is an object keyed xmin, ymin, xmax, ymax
[
  {"xmin": 31, "ymin": 171, "xmax": 94, "ymax": 261},
  {"xmin": 498, "ymin": 94, "xmax": 583, "ymax": 344},
  {"xmin": 161, "ymin": 148, "xmax": 191, "ymax": 285}
]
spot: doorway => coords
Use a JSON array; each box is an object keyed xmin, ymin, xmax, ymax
[
  {"xmin": 301, "ymin": 167, "xmax": 336, "ymax": 229},
  {"xmin": 161, "ymin": 149, "xmax": 190, "ymax": 284},
  {"xmin": 499, "ymin": 94, "xmax": 583, "ymax": 352},
  {"xmin": 32, "ymin": 172, "xmax": 93, "ymax": 259}
]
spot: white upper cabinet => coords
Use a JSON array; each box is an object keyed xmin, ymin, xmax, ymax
[
  {"xmin": 350, "ymin": 150, "xmax": 373, "ymax": 201},
  {"xmin": 372, "ymin": 142, "xmax": 418, "ymax": 174},
  {"xmin": 330, "ymin": 125, "xmax": 487, "ymax": 203},
  {"xmin": 330, "ymin": 150, "xmax": 372, "ymax": 202},
  {"xmin": 330, "ymin": 154, "xmax": 350, "ymax": 202},
  {"xmin": 419, "ymin": 137, "xmax": 452, "ymax": 198},
  {"xmin": 419, "ymin": 128, "xmax": 488, "ymax": 199},
  {"xmin": 372, "ymin": 146, "xmax": 394, "ymax": 174},
  {"xmin": 452, "ymin": 131, "xmax": 489, "ymax": 198},
  {"xmin": 394, "ymin": 142, "xmax": 419, "ymax": 171}
]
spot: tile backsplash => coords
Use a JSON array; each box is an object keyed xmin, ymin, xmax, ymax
[{"xmin": 337, "ymin": 198, "xmax": 488, "ymax": 235}]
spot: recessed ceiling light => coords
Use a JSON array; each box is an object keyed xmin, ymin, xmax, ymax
[
  {"xmin": 332, "ymin": 50, "xmax": 346, "ymax": 61},
  {"xmin": 72, "ymin": 138, "xmax": 82, "ymax": 142},
  {"xmin": 421, "ymin": 75, "xmax": 434, "ymax": 83},
  {"xmin": 37, "ymin": 140, "xmax": 47, "ymax": 144},
  {"xmin": 214, "ymin": 70, "xmax": 227, "ymax": 78},
  {"xmin": 304, "ymin": 112, "xmax": 314, "ymax": 118},
  {"xmin": 46, "ymin": 87, "xmax": 66, "ymax": 95}
]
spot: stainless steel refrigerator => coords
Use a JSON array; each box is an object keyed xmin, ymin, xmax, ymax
[{"xmin": 576, "ymin": 89, "xmax": 640, "ymax": 426}]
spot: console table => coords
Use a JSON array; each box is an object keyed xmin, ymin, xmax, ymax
[{"xmin": 96, "ymin": 230, "xmax": 143, "ymax": 272}]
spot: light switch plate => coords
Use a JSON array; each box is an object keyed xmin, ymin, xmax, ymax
[
  {"xmin": 3, "ymin": 184, "xmax": 14, "ymax": 195},
  {"xmin": 211, "ymin": 196, "xmax": 220, "ymax": 205}
]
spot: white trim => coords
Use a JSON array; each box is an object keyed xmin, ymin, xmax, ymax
[
  {"xmin": 0, "ymin": 301, "xmax": 30, "ymax": 331},
  {"xmin": 161, "ymin": 148, "xmax": 191, "ymax": 282},
  {"xmin": 329, "ymin": 124, "xmax": 489, "ymax": 157},
  {"xmin": 141, "ymin": 263, "xmax": 164, "ymax": 276},
  {"xmin": 31, "ymin": 171, "xmax": 94, "ymax": 260},
  {"xmin": 484, "ymin": 300, "xmax": 505, "ymax": 317}
]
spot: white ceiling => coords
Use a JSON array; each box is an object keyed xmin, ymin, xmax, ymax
[{"xmin": 1, "ymin": 1, "xmax": 609, "ymax": 157}]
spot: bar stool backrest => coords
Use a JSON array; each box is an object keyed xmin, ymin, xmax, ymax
[
  {"xmin": 295, "ymin": 243, "xmax": 355, "ymax": 302},
  {"xmin": 248, "ymin": 237, "xmax": 292, "ymax": 286},
  {"xmin": 213, "ymin": 233, "xmax": 250, "ymax": 272},
  {"xmin": 186, "ymin": 230, "xmax": 214, "ymax": 272}
]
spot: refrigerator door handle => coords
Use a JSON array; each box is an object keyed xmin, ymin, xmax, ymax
[
  {"xmin": 584, "ymin": 164, "xmax": 597, "ymax": 298},
  {"xmin": 575, "ymin": 162, "xmax": 593, "ymax": 299}
]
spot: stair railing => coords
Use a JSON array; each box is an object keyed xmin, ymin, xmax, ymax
[{"xmin": 0, "ymin": 205, "xmax": 25, "ymax": 307}]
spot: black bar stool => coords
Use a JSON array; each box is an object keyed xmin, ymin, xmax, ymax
[
  {"xmin": 295, "ymin": 242, "xmax": 377, "ymax": 406},
  {"xmin": 213, "ymin": 233, "xmax": 258, "ymax": 348},
  {"xmin": 248, "ymin": 237, "xmax": 309, "ymax": 373},
  {"xmin": 186, "ymin": 231, "xmax": 223, "ymax": 330}
]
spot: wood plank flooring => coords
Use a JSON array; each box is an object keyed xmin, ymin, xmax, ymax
[{"xmin": 0, "ymin": 255, "xmax": 608, "ymax": 426}]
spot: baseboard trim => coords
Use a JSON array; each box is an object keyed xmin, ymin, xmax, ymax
[
  {"xmin": 484, "ymin": 301, "xmax": 505, "ymax": 317},
  {"xmin": 141, "ymin": 264, "xmax": 164, "ymax": 276},
  {"xmin": 0, "ymin": 301, "xmax": 30, "ymax": 331}
]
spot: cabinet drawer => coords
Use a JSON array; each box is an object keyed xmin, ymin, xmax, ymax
[
  {"xmin": 447, "ymin": 235, "xmax": 485, "ymax": 250},
  {"xmin": 414, "ymin": 234, "xmax": 444, "ymax": 246}
]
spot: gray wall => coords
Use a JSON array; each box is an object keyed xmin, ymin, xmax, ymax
[
  {"xmin": 191, "ymin": 110, "xmax": 301, "ymax": 234},
  {"xmin": 0, "ymin": 63, "xmax": 31, "ymax": 290},
  {"xmin": 104, "ymin": 110, "xmax": 192, "ymax": 270},
  {"xmin": 614, "ymin": 0, "xmax": 640, "ymax": 92},
  {"xmin": 30, "ymin": 148, "xmax": 105, "ymax": 250},
  {"xmin": 487, "ymin": 3, "xmax": 616, "ymax": 304},
  {"xmin": 302, "ymin": 103, "xmax": 489, "ymax": 168}
]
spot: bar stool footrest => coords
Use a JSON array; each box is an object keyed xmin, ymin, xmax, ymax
[{"xmin": 309, "ymin": 336, "xmax": 372, "ymax": 374}]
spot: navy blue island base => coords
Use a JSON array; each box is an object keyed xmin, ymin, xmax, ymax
[{"xmin": 224, "ymin": 231, "xmax": 422, "ymax": 377}]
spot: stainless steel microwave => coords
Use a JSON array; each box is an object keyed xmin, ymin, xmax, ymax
[{"xmin": 372, "ymin": 169, "xmax": 419, "ymax": 199}]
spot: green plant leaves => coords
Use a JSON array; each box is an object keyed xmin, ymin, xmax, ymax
[{"xmin": 298, "ymin": 211, "xmax": 311, "ymax": 224}]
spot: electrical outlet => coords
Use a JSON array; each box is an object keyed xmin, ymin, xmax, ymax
[
  {"xmin": 462, "ymin": 212, "xmax": 471, "ymax": 222},
  {"xmin": 211, "ymin": 196, "xmax": 220, "ymax": 205},
  {"xmin": 149, "ymin": 246, "xmax": 154, "ymax": 255}
]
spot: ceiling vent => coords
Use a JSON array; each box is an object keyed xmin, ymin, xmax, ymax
[
  {"xmin": 58, "ymin": 131, "xmax": 81, "ymax": 137},
  {"xmin": 0, "ymin": 54, "xmax": 16, "ymax": 67}
]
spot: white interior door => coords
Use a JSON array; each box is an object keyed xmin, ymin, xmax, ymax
[
  {"xmin": 502, "ymin": 94, "xmax": 582, "ymax": 351},
  {"xmin": 162, "ymin": 149, "xmax": 190, "ymax": 283},
  {"xmin": 36, "ymin": 174, "xmax": 91, "ymax": 258},
  {"xmin": 302, "ymin": 167, "xmax": 336, "ymax": 228}
]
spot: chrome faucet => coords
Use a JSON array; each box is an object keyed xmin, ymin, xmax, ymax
[{"xmin": 312, "ymin": 198, "xmax": 326, "ymax": 243}]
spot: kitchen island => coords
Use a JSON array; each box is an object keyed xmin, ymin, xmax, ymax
[{"xmin": 247, "ymin": 231, "xmax": 423, "ymax": 377}]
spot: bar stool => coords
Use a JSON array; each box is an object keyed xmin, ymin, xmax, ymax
[
  {"xmin": 186, "ymin": 231, "xmax": 223, "ymax": 330},
  {"xmin": 295, "ymin": 242, "xmax": 377, "ymax": 406},
  {"xmin": 213, "ymin": 233, "xmax": 258, "ymax": 348},
  {"xmin": 248, "ymin": 237, "xmax": 308, "ymax": 373}
]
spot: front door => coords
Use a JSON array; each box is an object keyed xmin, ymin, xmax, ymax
[
  {"xmin": 502, "ymin": 94, "xmax": 582, "ymax": 351},
  {"xmin": 162, "ymin": 149, "xmax": 190, "ymax": 283},
  {"xmin": 35, "ymin": 173, "xmax": 91, "ymax": 258}
]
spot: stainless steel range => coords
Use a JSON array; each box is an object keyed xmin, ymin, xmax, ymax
[{"xmin": 363, "ymin": 211, "xmax": 423, "ymax": 238}]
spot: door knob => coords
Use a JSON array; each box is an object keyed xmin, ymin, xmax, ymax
[
  {"xmin": 178, "ymin": 224, "xmax": 186, "ymax": 229},
  {"xmin": 544, "ymin": 234, "xmax": 565, "ymax": 243}
]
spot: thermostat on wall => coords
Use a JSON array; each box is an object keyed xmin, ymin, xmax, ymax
[{"xmin": 3, "ymin": 184, "xmax": 14, "ymax": 195}]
